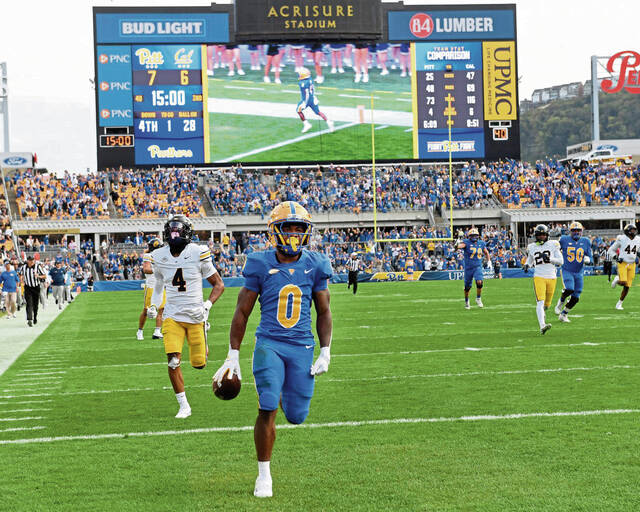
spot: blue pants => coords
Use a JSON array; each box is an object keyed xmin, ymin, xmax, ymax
[
  {"xmin": 562, "ymin": 270, "xmax": 584, "ymax": 298},
  {"xmin": 297, "ymin": 99, "xmax": 321, "ymax": 116},
  {"xmin": 253, "ymin": 337, "xmax": 315, "ymax": 424},
  {"xmin": 464, "ymin": 266, "xmax": 483, "ymax": 289}
]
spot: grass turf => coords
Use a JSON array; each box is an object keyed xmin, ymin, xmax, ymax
[{"xmin": 1, "ymin": 276, "xmax": 639, "ymax": 511}]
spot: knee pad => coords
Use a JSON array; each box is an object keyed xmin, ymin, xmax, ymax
[
  {"xmin": 464, "ymin": 286, "xmax": 472, "ymax": 292},
  {"xmin": 168, "ymin": 356, "xmax": 181, "ymax": 370},
  {"xmin": 476, "ymin": 281, "xmax": 483, "ymax": 289},
  {"xmin": 282, "ymin": 406, "xmax": 309, "ymax": 425},
  {"xmin": 566, "ymin": 296, "xmax": 579, "ymax": 309},
  {"xmin": 563, "ymin": 289, "xmax": 574, "ymax": 298}
]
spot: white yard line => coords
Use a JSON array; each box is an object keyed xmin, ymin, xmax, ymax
[
  {"xmin": 0, "ymin": 426, "xmax": 46, "ymax": 433},
  {"xmin": 221, "ymin": 122, "xmax": 358, "ymax": 162},
  {"xmin": 0, "ymin": 416, "xmax": 44, "ymax": 422},
  {"xmin": 0, "ymin": 400, "xmax": 53, "ymax": 405},
  {"xmin": 0, "ymin": 408, "xmax": 51, "ymax": 413},
  {"xmin": 1, "ymin": 409, "xmax": 637, "ymax": 445}
]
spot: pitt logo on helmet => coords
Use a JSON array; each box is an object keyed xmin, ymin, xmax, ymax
[
  {"xmin": 268, "ymin": 201, "xmax": 313, "ymax": 256},
  {"xmin": 298, "ymin": 67, "xmax": 311, "ymax": 80}
]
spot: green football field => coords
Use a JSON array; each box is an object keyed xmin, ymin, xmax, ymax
[
  {"xmin": 2, "ymin": 277, "xmax": 640, "ymax": 511},
  {"xmin": 207, "ymin": 68, "xmax": 414, "ymax": 163}
]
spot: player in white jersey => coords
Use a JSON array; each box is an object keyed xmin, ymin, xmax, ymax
[
  {"xmin": 524, "ymin": 224, "xmax": 563, "ymax": 335},
  {"xmin": 137, "ymin": 238, "xmax": 165, "ymax": 341},
  {"xmin": 147, "ymin": 215, "xmax": 225, "ymax": 418},
  {"xmin": 608, "ymin": 223, "xmax": 640, "ymax": 310}
]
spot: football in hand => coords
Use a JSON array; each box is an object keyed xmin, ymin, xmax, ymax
[{"xmin": 213, "ymin": 369, "xmax": 241, "ymax": 400}]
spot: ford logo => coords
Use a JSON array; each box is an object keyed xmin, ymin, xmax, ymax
[{"xmin": 3, "ymin": 156, "xmax": 28, "ymax": 165}]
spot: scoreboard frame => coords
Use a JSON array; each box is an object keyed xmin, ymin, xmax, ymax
[{"xmin": 93, "ymin": 3, "xmax": 519, "ymax": 169}]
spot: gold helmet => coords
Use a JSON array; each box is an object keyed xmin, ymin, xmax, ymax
[
  {"xmin": 298, "ymin": 67, "xmax": 311, "ymax": 80},
  {"xmin": 268, "ymin": 201, "xmax": 313, "ymax": 256},
  {"xmin": 468, "ymin": 227, "xmax": 480, "ymax": 241},
  {"xmin": 569, "ymin": 221, "xmax": 584, "ymax": 240}
]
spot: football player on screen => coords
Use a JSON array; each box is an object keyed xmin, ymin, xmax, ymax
[
  {"xmin": 524, "ymin": 224, "xmax": 563, "ymax": 335},
  {"xmin": 137, "ymin": 237, "xmax": 165, "ymax": 341},
  {"xmin": 213, "ymin": 201, "xmax": 333, "ymax": 498},
  {"xmin": 608, "ymin": 223, "xmax": 640, "ymax": 310},
  {"xmin": 147, "ymin": 215, "xmax": 224, "ymax": 418},
  {"xmin": 457, "ymin": 228, "xmax": 490, "ymax": 309},
  {"xmin": 555, "ymin": 222, "xmax": 592, "ymax": 322},
  {"xmin": 296, "ymin": 68, "xmax": 334, "ymax": 134}
]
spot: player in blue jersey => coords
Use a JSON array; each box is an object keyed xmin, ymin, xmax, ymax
[
  {"xmin": 555, "ymin": 221, "xmax": 593, "ymax": 322},
  {"xmin": 213, "ymin": 200, "xmax": 333, "ymax": 499},
  {"xmin": 457, "ymin": 228, "xmax": 490, "ymax": 309},
  {"xmin": 296, "ymin": 68, "xmax": 334, "ymax": 134}
]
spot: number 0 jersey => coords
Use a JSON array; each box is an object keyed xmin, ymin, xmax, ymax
[
  {"xmin": 559, "ymin": 235, "xmax": 592, "ymax": 273},
  {"xmin": 526, "ymin": 240, "xmax": 563, "ymax": 279},
  {"xmin": 243, "ymin": 248, "xmax": 333, "ymax": 346},
  {"xmin": 149, "ymin": 243, "xmax": 217, "ymax": 324},
  {"xmin": 608, "ymin": 234, "xmax": 640, "ymax": 264}
]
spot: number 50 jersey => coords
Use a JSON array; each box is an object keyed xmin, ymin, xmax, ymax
[
  {"xmin": 243, "ymin": 248, "xmax": 333, "ymax": 346},
  {"xmin": 150, "ymin": 243, "xmax": 217, "ymax": 323}
]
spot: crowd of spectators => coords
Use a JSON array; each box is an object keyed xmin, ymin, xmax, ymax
[
  {"xmin": 9, "ymin": 170, "xmax": 109, "ymax": 219},
  {"xmin": 3, "ymin": 160, "xmax": 640, "ymax": 221},
  {"xmin": 108, "ymin": 167, "xmax": 205, "ymax": 218}
]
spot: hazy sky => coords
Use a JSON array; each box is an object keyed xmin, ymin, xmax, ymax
[{"xmin": 0, "ymin": 0, "xmax": 638, "ymax": 170}]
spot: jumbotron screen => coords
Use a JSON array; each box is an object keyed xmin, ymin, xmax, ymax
[{"xmin": 94, "ymin": 4, "xmax": 519, "ymax": 168}]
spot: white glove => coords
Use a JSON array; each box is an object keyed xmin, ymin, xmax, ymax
[
  {"xmin": 147, "ymin": 305, "xmax": 158, "ymax": 319},
  {"xmin": 203, "ymin": 299, "xmax": 212, "ymax": 318},
  {"xmin": 584, "ymin": 255, "xmax": 591, "ymax": 265},
  {"xmin": 310, "ymin": 346, "xmax": 330, "ymax": 376},
  {"xmin": 213, "ymin": 348, "xmax": 241, "ymax": 384}
]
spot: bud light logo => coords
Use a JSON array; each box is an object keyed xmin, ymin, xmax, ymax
[
  {"xmin": 409, "ymin": 13, "xmax": 434, "ymax": 38},
  {"xmin": 601, "ymin": 51, "xmax": 640, "ymax": 94}
]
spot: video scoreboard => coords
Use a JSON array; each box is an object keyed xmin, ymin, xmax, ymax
[{"xmin": 94, "ymin": 3, "xmax": 519, "ymax": 168}]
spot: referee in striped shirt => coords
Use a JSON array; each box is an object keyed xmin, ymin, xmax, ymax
[
  {"xmin": 347, "ymin": 252, "xmax": 361, "ymax": 295},
  {"xmin": 19, "ymin": 256, "xmax": 46, "ymax": 326}
]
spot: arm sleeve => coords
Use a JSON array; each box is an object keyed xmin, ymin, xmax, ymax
[
  {"xmin": 550, "ymin": 242, "xmax": 564, "ymax": 266},
  {"xmin": 198, "ymin": 247, "xmax": 216, "ymax": 279},
  {"xmin": 607, "ymin": 238, "xmax": 621, "ymax": 258},
  {"xmin": 242, "ymin": 255, "xmax": 262, "ymax": 293},
  {"xmin": 150, "ymin": 267, "xmax": 164, "ymax": 307},
  {"xmin": 313, "ymin": 254, "xmax": 333, "ymax": 292},
  {"xmin": 525, "ymin": 247, "xmax": 534, "ymax": 267}
]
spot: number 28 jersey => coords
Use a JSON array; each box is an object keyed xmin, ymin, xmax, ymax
[
  {"xmin": 149, "ymin": 243, "xmax": 217, "ymax": 324},
  {"xmin": 526, "ymin": 240, "xmax": 563, "ymax": 279},
  {"xmin": 243, "ymin": 249, "xmax": 333, "ymax": 346}
]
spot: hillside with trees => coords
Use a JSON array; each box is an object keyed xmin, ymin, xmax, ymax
[{"xmin": 520, "ymin": 90, "xmax": 640, "ymax": 162}]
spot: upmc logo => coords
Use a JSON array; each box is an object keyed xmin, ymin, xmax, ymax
[
  {"xmin": 409, "ymin": 13, "xmax": 434, "ymax": 38},
  {"xmin": 601, "ymin": 51, "xmax": 640, "ymax": 94}
]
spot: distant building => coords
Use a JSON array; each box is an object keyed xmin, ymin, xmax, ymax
[{"xmin": 524, "ymin": 79, "xmax": 606, "ymax": 111}]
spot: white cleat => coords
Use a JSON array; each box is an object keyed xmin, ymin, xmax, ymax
[
  {"xmin": 301, "ymin": 120, "xmax": 312, "ymax": 133},
  {"xmin": 464, "ymin": 302, "xmax": 471, "ymax": 310},
  {"xmin": 540, "ymin": 324, "xmax": 552, "ymax": 335},
  {"xmin": 206, "ymin": 69, "xmax": 213, "ymax": 77},
  {"xmin": 274, "ymin": 78, "xmax": 281, "ymax": 84},
  {"xmin": 338, "ymin": 67, "xmax": 344, "ymax": 73},
  {"xmin": 263, "ymin": 76, "xmax": 271, "ymax": 83},
  {"xmin": 175, "ymin": 407, "xmax": 191, "ymax": 419},
  {"xmin": 152, "ymin": 332, "xmax": 163, "ymax": 340},
  {"xmin": 475, "ymin": 298, "xmax": 484, "ymax": 308},
  {"xmin": 380, "ymin": 68, "xmax": 389, "ymax": 76},
  {"xmin": 136, "ymin": 330, "xmax": 144, "ymax": 341},
  {"xmin": 615, "ymin": 301, "xmax": 624, "ymax": 310},
  {"xmin": 254, "ymin": 477, "xmax": 273, "ymax": 498},
  {"xmin": 237, "ymin": 69, "xmax": 245, "ymax": 76},
  {"xmin": 554, "ymin": 300, "xmax": 563, "ymax": 315},
  {"xmin": 331, "ymin": 67, "xmax": 337, "ymax": 74},
  {"xmin": 611, "ymin": 275, "xmax": 619, "ymax": 288},
  {"xmin": 558, "ymin": 313, "xmax": 570, "ymax": 323},
  {"xmin": 327, "ymin": 119, "xmax": 335, "ymax": 132},
  {"xmin": 227, "ymin": 70, "xmax": 235, "ymax": 77},
  {"xmin": 400, "ymin": 71, "xmax": 407, "ymax": 77},
  {"xmin": 354, "ymin": 73, "xmax": 361, "ymax": 83},
  {"xmin": 362, "ymin": 74, "xmax": 369, "ymax": 83},
  {"xmin": 315, "ymin": 75, "xmax": 324, "ymax": 84}
]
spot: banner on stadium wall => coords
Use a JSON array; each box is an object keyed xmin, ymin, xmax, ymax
[
  {"xmin": 0, "ymin": 152, "xmax": 33, "ymax": 169},
  {"xmin": 482, "ymin": 41, "xmax": 517, "ymax": 120},
  {"xmin": 93, "ymin": 268, "xmax": 602, "ymax": 291}
]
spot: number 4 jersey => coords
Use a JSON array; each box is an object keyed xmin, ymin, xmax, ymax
[
  {"xmin": 149, "ymin": 243, "xmax": 217, "ymax": 323},
  {"xmin": 243, "ymin": 248, "xmax": 333, "ymax": 346},
  {"xmin": 526, "ymin": 240, "xmax": 563, "ymax": 279}
]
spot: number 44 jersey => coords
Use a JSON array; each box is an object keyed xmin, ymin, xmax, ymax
[
  {"xmin": 149, "ymin": 243, "xmax": 217, "ymax": 323},
  {"xmin": 243, "ymin": 248, "xmax": 333, "ymax": 346},
  {"xmin": 608, "ymin": 234, "xmax": 640, "ymax": 264}
]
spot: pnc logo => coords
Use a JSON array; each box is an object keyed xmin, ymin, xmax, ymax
[
  {"xmin": 601, "ymin": 51, "xmax": 640, "ymax": 94},
  {"xmin": 100, "ymin": 82, "xmax": 109, "ymax": 91},
  {"xmin": 99, "ymin": 54, "xmax": 109, "ymax": 64},
  {"xmin": 409, "ymin": 13, "xmax": 434, "ymax": 38},
  {"xmin": 100, "ymin": 109, "xmax": 111, "ymax": 119}
]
